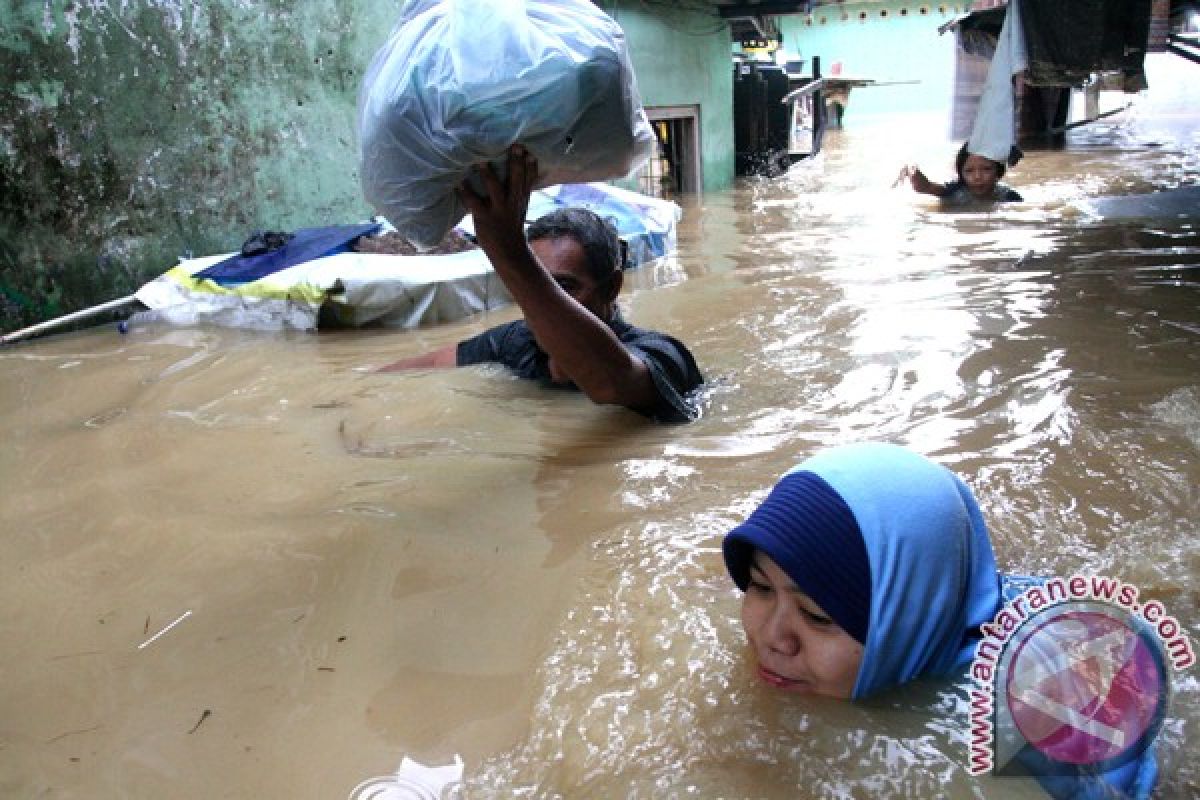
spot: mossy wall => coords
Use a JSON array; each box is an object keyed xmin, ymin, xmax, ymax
[
  {"xmin": 0, "ymin": 1, "xmax": 736, "ymax": 333},
  {"xmin": 1, "ymin": 1, "xmax": 395, "ymax": 332}
]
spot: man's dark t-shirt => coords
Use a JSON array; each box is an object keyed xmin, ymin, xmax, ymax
[{"xmin": 456, "ymin": 315, "xmax": 703, "ymax": 423}]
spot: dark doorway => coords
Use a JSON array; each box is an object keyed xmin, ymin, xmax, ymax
[{"xmin": 635, "ymin": 107, "xmax": 701, "ymax": 199}]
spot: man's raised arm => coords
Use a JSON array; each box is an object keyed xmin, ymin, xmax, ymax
[{"xmin": 457, "ymin": 145, "xmax": 660, "ymax": 411}]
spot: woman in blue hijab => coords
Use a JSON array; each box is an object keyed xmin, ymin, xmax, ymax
[{"xmin": 722, "ymin": 442, "xmax": 1158, "ymax": 798}]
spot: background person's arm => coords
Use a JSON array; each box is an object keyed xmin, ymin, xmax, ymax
[
  {"xmin": 907, "ymin": 166, "xmax": 949, "ymax": 197},
  {"xmin": 460, "ymin": 146, "xmax": 661, "ymax": 411}
]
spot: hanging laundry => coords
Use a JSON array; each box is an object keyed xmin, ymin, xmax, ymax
[{"xmin": 967, "ymin": 0, "xmax": 1028, "ymax": 166}]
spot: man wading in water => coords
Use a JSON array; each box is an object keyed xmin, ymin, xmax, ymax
[{"xmin": 378, "ymin": 144, "xmax": 703, "ymax": 424}]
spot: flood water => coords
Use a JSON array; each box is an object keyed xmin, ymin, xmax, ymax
[{"xmin": 2, "ymin": 55, "xmax": 1197, "ymax": 799}]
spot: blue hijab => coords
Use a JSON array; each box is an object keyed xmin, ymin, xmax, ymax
[
  {"xmin": 723, "ymin": 442, "xmax": 1001, "ymax": 698},
  {"xmin": 803, "ymin": 442, "xmax": 1000, "ymax": 697},
  {"xmin": 723, "ymin": 442, "xmax": 1159, "ymax": 798}
]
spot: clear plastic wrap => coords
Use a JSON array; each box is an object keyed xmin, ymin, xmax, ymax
[{"xmin": 358, "ymin": 0, "xmax": 656, "ymax": 249}]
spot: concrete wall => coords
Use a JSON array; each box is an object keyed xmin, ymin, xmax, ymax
[
  {"xmin": 1, "ymin": 0, "xmax": 735, "ymax": 332},
  {"xmin": 777, "ymin": 1, "xmax": 966, "ymax": 119},
  {"xmin": 599, "ymin": 1, "xmax": 737, "ymax": 194},
  {"xmin": 1, "ymin": 1, "xmax": 404, "ymax": 332}
]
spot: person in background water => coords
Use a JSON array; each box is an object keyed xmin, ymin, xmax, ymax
[
  {"xmin": 722, "ymin": 442, "xmax": 1157, "ymax": 799},
  {"xmin": 378, "ymin": 144, "xmax": 703, "ymax": 424},
  {"xmin": 902, "ymin": 143, "xmax": 1023, "ymax": 206}
]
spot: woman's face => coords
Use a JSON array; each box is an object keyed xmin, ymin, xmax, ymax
[
  {"xmin": 961, "ymin": 154, "xmax": 1001, "ymax": 198},
  {"xmin": 740, "ymin": 551, "xmax": 864, "ymax": 699}
]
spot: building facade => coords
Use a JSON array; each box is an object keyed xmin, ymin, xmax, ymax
[{"xmin": 0, "ymin": 1, "xmax": 741, "ymax": 331}]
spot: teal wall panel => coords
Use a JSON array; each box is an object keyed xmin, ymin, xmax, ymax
[
  {"xmin": 777, "ymin": 1, "xmax": 967, "ymax": 120},
  {"xmin": 597, "ymin": 1, "xmax": 736, "ymax": 194}
]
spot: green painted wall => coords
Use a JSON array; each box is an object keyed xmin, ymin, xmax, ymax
[
  {"xmin": 600, "ymin": 1, "xmax": 736, "ymax": 194},
  {"xmin": 2, "ymin": 1, "xmax": 735, "ymax": 333},
  {"xmin": 776, "ymin": 1, "xmax": 967, "ymax": 119}
]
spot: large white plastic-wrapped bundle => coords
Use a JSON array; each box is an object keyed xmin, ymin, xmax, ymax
[{"xmin": 358, "ymin": 0, "xmax": 656, "ymax": 250}]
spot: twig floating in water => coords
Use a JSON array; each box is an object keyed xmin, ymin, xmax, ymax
[
  {"xmin": 188, "ymin": 709, "xmax": 211, "ymax": 734},
  {"xmin": 138, "ymin": 610, "xmax": 193, "ymax": 649},
  {"xmin": 46, "ymin": 725, "xmax": 102, "ymax": 744},
  {"xmin": 48, "ymin": 650, "xmax": 104, "ymax": 661}
]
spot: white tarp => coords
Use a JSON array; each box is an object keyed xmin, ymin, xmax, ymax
[
  {"xmin": 133, "ymin": 248, "xmax": 510, "ymax": 332},
  {"xmin": 134, "ymin": 183, "xmax": 680, "ymax": 332}
]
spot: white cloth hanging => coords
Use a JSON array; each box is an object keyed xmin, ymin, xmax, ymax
[{"xmin": 968, "ymin": 0, "xmax": 1029, "ymax": 163}]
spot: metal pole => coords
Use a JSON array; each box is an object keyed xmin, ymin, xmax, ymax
[
  {"xmin": 0, "ymin": 295, "xmax": 139, "ymax": 346},
  {"xmin": 1046, "ymin": 104, "xmax": 1131, "ymax": 135}
]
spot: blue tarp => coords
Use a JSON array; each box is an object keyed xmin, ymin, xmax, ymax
[{"xmin": 194, "ymin": 223, "xmax": 382, "ymax": 286}]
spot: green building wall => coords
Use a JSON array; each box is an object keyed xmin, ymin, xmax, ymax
[
  {"xmin": 777, "ymin": 1, "xmax": 966, "ymax": 119},
  {"xmin": 0, "ymin": 1, "xmax": 737, "ymax": 333},
  {"xmin": 598, "ymin": 1, "xmax": 737, "ymax": 195}
]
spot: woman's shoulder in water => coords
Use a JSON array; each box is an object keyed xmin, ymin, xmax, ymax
[{"xmin": 941, "ymin": 180, "xmax": 1024, "ymax": 206}]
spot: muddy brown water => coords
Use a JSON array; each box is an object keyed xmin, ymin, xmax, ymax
[{"xmin": 2, "ymin": 56, "xmax": 1197, "ymax": 798}]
